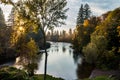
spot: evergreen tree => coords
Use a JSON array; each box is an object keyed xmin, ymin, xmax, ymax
[
  {"xmin": 76, "ymin": 4, "xmax": 91, "ymax": 25},
  {"xmin": 76, "ymin": 4, "xmax": 84, "ymax": 25},
  {"xmin": 84, "ymin": 3, "xmax": 91, "ymax": 20}
]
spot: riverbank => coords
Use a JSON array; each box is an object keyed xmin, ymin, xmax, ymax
[
  {"xmin": 89, "ymin": 69, "xmax": 120, "ymax": 79},
  {"xmin": 0, "ymin": 66, "xmax": 64, "ymax": 80},
  {"xmin": 0, "ymin": 42, "xmax": 51, "ymax": 65}
]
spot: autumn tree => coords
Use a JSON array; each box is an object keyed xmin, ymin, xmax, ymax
[
  {"xmin": 24, "ymin": 1, "xmax": 68, "ymax": 79},
  {"xmin": 73, "ymin": 3, "xmax": 92, "ymax": 52},
  {"xmin": 83, "ymin": 8, "xmax": 120, "ymax": 69},
  {"xmin": 1, "ymin": 0, "xmax": 68, "ymax": 79},
  {"xmin": 19, "ymin": 39, "xmax": 39, "ymax": 76}
]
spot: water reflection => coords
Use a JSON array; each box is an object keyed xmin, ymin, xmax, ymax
[
  {"xmin": 76, "ymin": 62, "xmax": 94, "ymax": 79},
  {"xmin": 36, "ymin": 42, "xmax": 78, "ymax": 80},
  {"xmin": 36, "ymin": 42, "xmax": 93, "ymax": 79},
  {"xmin": 0, "ymin": 42, "xmax": 93, "ymax": 79},
  {"xmin": 73, "ymin": 52, "xmax": 82, "ymax": 64},
  {"xmin": 62, "ymin": 46, "xmax": 66, "ymax": 53},
  {"xmin": 0, "ymin": 42, "xmax": 94, "ymax": 80}
]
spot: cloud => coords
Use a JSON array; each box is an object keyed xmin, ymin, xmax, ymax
[
  {"xmin": 90, "ymin": 6, "xmax": 106, "ymax": 16},
  {"xmin": 82, "ymin": 0, "xmax": 120, "ymax": 15}
]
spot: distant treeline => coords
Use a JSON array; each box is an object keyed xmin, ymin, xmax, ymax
[{"xmin": 46, "ymin": 29, "xmax": 74, "ymax": 43}]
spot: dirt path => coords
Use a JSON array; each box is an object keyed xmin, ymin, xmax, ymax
[{"xmin": 89, "ymin": 69, "xmax": 120, "ymax": 79}]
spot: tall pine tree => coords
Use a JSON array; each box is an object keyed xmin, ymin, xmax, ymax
[
  {"xmin": 76, "ymin": 4, "xmax": 91, "ymax": 25},
  {"xmin": 84, "ymin": 3, "xmax": 91, "ymax": 20},
  {"xmin": 76, "ymin": 4, "xmax": 84, "ymax": 25}
]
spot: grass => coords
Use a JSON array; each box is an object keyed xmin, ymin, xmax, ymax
[
  {"xmin": 84, "ymin": 76, "xmax": 116, "ymax": 80},
  {"xmin": 32, "ymin": 74, "xmax": 64, "ymax": 80},
  {"xmin": 0, "ymin": 66, "xmax": 64, "ymax": 80}
]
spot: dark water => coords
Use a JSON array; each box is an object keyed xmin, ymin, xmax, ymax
[{"xmin": 36, "ymin": 42, "xmax": 82, "ymax": 80}]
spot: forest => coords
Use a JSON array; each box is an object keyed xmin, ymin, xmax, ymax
[{"xmin": 0, "ymin": 0, "xmax": 120, "ymax": 80}]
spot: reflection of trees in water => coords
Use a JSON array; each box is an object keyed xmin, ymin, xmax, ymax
[
  {"xmin": 72, "ymin": 52, "xmax": 94, "ymax": 79},
  {"xmin": 73, "ymin": 53, "xmax": 82, "ymax": 64},
  {"xmin": 56, "ymin": 47, "xmax": 59, "ymax": 52},
  {"xmin": 36, "ymin": 53, "xmax": 43, "ymax": 71},
  {"xmin": 69, "ymin": 49, "xmax": 72, "ymax": 55},
  {"xmin": 62, "ymin": 46, "xmax": 66, "ymax": 53},
  {"xmin": 55, "ymin": 44, "xmax": 59, "ymax": 52},
  {"xmin": 76, "ymin": 62, "xmax": 95, "ymax": 79},
  {"xmin": 52, "ymin": 43, "xmax": 59, "ymax": 52}
]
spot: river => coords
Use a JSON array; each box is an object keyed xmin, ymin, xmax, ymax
[
  {"xmin": 36, "ymin": 42, "xmax": 82, "ymax": 80},
  {"xmin": 1, "ymin": 42, "xmax": 90, "ymax": 80}
]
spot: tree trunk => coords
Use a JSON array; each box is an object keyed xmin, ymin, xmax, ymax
[{"xmin": 43, "ymin": 32, "xmax": 48, "ymax": 80}]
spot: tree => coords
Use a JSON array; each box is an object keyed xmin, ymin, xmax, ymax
[
  {"xmin": 62, "ymin": 30, "xmax": 66, "ymax": 39},
  {"xmin": 69, "ymin": 28, "xmax": 72, "ymax": 36},
  {"xmin": 2, "ymin": 0, "xmax": 68, "ymax": 80},
  {"xmin": 7, "ymin": 7, "xmax": 15, "ymax": 27},
  {"xmin": 84, "ymin": 4, "xmax": 91, "ymax": 20},
  {"xmin": 83, "ymin": 8, "xmax": 120, "ymax": 69},
  {"xmin": 0, "ymin": 7, "xmax": 7, "ymax": 54},
  {"xmin": 76, "ymin": 4, "xmax": 91, "ymax": 25},
  {"xmin": 19, "ymin": 39, "xmax": 39, "ymax": 76},
  {"xmin": 24, "ymin": 1, "xmax": 68, "ymax": 79},
  {"xmin": 76, "ymin": 4, "xmax": 84, "ymax": 25},
  {"xmin": 73, "ymin": 4, "xmax": 92, "ymax": 53}
]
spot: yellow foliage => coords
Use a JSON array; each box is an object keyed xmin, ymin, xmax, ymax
[
  {"xmin": 83, "ymin": 19, "xmax": 89, "ymax": 27},
  {"xmin": 84, "ymin": 31, "xmax": 87, "ymax": 35}
]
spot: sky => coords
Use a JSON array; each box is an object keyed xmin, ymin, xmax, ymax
[{"xmin": 0, "ymin": 0, "xmax": 120, "ymax": 32}]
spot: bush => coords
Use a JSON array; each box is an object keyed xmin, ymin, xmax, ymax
[
  {"xmin": 0, "ymin": 66, "xmax": 29, "ymax": 80},
  {"xmin": 83, "ymin": 43, "xmax": 98, "ymax": 64},
  {"xmin": 0, "ymin": 66, "xmax": 64, "ymax": 80}
]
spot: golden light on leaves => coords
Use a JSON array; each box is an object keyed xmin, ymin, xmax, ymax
[
  {"xmin": 83, "ymin": 19, "xmax": 89, "ymax": 27},
  {"xmin": 19, "ymin": 26, "xmax": 24, "ymax": 32}
]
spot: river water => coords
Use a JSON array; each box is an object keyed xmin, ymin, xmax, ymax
[
  {"xmin": 36, "ymin": 42, "xmax": 82, "ymax": 80},
  {"xmin": 1, "ymin": 42, "xmax": 87, "ymax": 80}
]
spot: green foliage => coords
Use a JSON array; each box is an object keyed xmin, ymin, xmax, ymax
[
  {"xmin": 0, "ymin": 66, "xmax": 29, "ymax": 80},
  {"xmin": 18, "ymin": 39, "xmax": 39, "ymax": 76},
  {"xmin": 83, "ymin": 43, "xmax": 98, "ymax": 64},
  {"xmin": 83, "ymin": 7, "xmax": 120, "ymax": 70},
  {"xmin": 73, "ymin": 17, "xmax": 98, "ymax": 53},
  {"xmin": 84, "ymin": 4, "xmax": 91, "ymax": 20},
  {"xmin": 0, "ymin": 66, "xmax": 64, "ymax": 80},
  {"xmin": 73, "ymin": 4, "xmax": 99, "ymax": 53},
  {"xmin": 77, "ymin": 4, "xmax": 84, "ymax": 24},
  {"xmin": 76, "ymin": 4, "xmax": 91, "ymax": 25}
]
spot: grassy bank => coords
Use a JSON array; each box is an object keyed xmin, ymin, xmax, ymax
[{"xmin": 0, "ymin": 66, "xmax": 63, "ymax": 80}]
